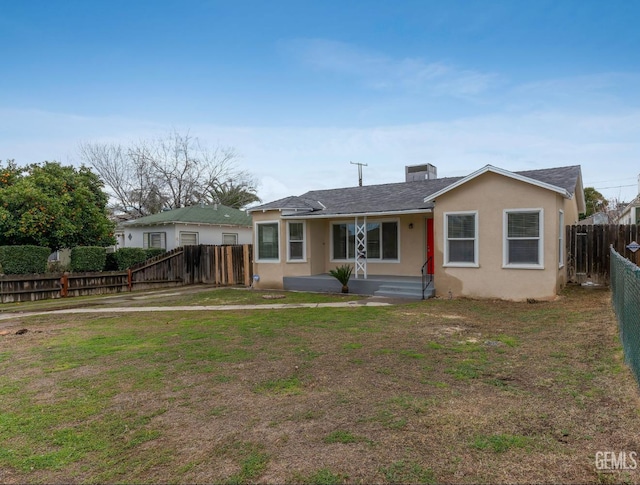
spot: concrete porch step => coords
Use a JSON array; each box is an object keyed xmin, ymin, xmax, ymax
[{"xmin": 373, "ymin": 281, "xmax": 434, "ymax": 300}]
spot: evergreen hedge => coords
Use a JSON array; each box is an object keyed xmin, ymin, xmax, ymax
[
  {"xmin": 0, "ymin": 245, "xmax": 50, "ymax": 274},
  {"xmin": 104, "ymin": 252, "xmax": 118, "ymax": 271},
  {"xmin": 70, "ymin": 247, "xmax": 107, "ymax": 272},
  {"xmin": 145, "ymin": 248, "xmax": 166, "ymax": 260},
  {"xmin": 113, "ymin": 248, "xmax": 148, "ymax": 270}
]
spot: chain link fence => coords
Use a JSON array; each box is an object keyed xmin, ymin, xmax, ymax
[{"xmin": 611, "ymin": 247, "xmax": 640, "ymax": 386}]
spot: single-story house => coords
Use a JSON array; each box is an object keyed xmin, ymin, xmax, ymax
[
  {"xmin": 117, "ymin": 203, "xmax": 253, "ymax": 251},
  {"xmin": 579, "ymin": 211, "xmax": 611, "ymax": 225},
  {"xmin": 248, "ymin": 164, "xmax": 585, "ymax": 301},
  {"xmin": 615, "ymin": 197, "xmax": 640, "ymax": 225}
]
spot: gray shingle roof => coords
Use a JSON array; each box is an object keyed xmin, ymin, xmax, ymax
[
  {"xmin": 249, "ymin": 165, "xmax": 582, "ymax": 218},
  {"xmin": 123, "ymin": 204, "xmax": 252, "ymax": 227},
  {"xmin": 516, "ymin": 165, "xmax": 582, "ymax": 194}
]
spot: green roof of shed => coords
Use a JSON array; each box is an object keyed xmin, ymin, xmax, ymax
[{"xmin": 123, "ymin": 204, "xmax": 252, "ymax": 227}]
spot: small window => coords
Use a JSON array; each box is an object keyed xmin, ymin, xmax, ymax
[
  {"xmin": 444, "ymin": 212, "xmax": 478, "ymax": 266},
  {"xmin": 287, "ymin": 221, "xmax": 306, "ymax": 261},
  {"xmin": 179, "ymin": 231, "xmax": 198, "ymax": 246},
  {"xmin": 143, "ymin": 232, "xmax": 166, "ymax": 249},
  {"xmin": 504, "ymin": 209, "xmax": 543, "ymax": 268},
  {"xmin": 256, "ymin": 221, "xmax": 279, "ymax": 261},
  {"xmin": 558, "ymin": 210, "xmax": 564, "ymax": 268},
  {"xmin": 222, "ymin": 233, "xmax": 238, "ymax": 245}
]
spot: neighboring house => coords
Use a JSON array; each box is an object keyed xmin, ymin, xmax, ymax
[
  {"xmin": 616, "ymin": 198, "xmax": 640, "ymax": 225},
  {"xmin": 579, "ymin": 211, "xmax": 611, "ymax": 225},
  {"xmin": 615, "ymin": 174, "xmax": 640, "ymax": 225},
  {"xmin": 119, "ymin": 204, "xmax": 253, "ymax": 251},
  {"xmin": 248, "ymin": 164, "xmax": 585, "ymax": 301}
]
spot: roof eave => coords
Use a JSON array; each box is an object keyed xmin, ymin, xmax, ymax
[
  {"xmin": 124, "ymin": 221, "xmax": 251, "ymax": 228},
  {"xmin": 423, "ymin": 165, "xmax": 573, "ymax": 202},
  {"xmin": 281, "ymin": 207, "xmax": 434, "ymax": 219}
]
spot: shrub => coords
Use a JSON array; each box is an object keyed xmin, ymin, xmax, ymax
[
  {"xmin": 329, "ymin": 264, "xmax": 353, "ymax": 293},
  {"xmin": 145, "ymin": 248, "xmax": 166, "ymax": 260},
  {"xmin": 113, "ymin": 247, "xmax": 148, "ymax": 270},
  {"xmin": 104, "ymin": 252, "xmax": 118, "ymax": 271},
  {"xmin": 70, "ymin": 246, "xmax": 107, "ymax": 272},
  {"xmin": 47, "ymin": 260, "xmax": 69, "ymax": 273},
  {"xmin": 0, "ymin": 245, "xmax": 50, "ymax": 274}
]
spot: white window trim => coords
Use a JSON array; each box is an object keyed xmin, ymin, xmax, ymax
[
  {"xmin": 143, "ymin": 232, "xmax": 167, "ymax": 249},
  {"xmin": 443, "ymin": 211, "xmax": 479, "ymax": 268},
  {"xmin": 558, "ymin": 210, "xmax": 564, "ymax": 269},
  {"xmin": 255, "ymin": 220, "xmax": 280, "ymax": 263},
  {"xmin": 329, "ymin": 219, "xmax": 400, "ymax": 263},
  {"xmin": 222, "ymin": 233, "xmax": 238, "ymax": 245},
  {"xmin": 286, "ymin": 221, "xmax": 307, "ymax": 263},
  {"xmin": 502, "ymin": 208, "xmax": 544, "ymax": 270},
  {"xmin": 179, "ymin": 231, "xmax": 199, "ymax": 246}
]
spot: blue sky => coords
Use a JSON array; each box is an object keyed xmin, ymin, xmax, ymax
[{"xmin": 2, "ymin": 0, "xmax": 639, "ymax": 204}]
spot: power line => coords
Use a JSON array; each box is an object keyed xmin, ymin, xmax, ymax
[{"xmin": 594, "ymin": 184, "xmax": 636, "ymax": 190}]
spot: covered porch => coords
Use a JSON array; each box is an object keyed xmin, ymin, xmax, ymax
[{"xmin": 283, "ymin": 274, "xmax": 434, "ymax": 300}]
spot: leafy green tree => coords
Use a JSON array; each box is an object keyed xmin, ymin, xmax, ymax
[
  {"xmin": 0, "ymin": 161, "xmax": 115, "ymax": 250},
  {"xmin": 581, "ymin": 187, "xmax": 609, "ymax": 218}
]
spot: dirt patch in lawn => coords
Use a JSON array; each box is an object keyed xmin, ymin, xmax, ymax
[{"xmin": 1, "ymin": 285, "xmax": 639, "ymax": 484}]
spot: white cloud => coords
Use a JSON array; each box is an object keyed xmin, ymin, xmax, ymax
[
  {"xmin": 281, "ymin": 38, "xmax": 500, "ymax": 98},
  {"xmin": 2, "ymin": 106, "xmax": 638, "ymax": 206}
]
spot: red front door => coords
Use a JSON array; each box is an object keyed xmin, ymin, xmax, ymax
[{"xmin": 426, "ymin": 218, "xmax": 434, "ymax": 274}]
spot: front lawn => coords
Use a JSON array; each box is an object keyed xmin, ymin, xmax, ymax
[{"xmin": 0, "ymin": 286, "xmax": 638, "ymax": 483}]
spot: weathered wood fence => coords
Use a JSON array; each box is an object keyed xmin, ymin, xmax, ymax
[
  {"xmin": 567, "ymin": 225, "xmax": 639, "ymax": 285},
  {"xmin": 0, "ymin": 244, "xmax": 253, "ymax": 303}
]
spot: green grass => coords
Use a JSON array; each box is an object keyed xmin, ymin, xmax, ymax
[
  {"xmin": 254, "ymin": 376, "xmax": 304, "ymax": 395},
  {"xmin": 380, "ymin": 460, "xmax": 436, "ymax": 484},
  {"xmin": 222, "ymin": 442, "xmax": 270, "ymax": 485},
  {"xmin": 0, "ymin": 287, "xmax": 363, "ymax": 313},
  {"xmin": 471, "ymin": 433, "xmax": 533, "ymax": 453},
  {"xmin": 297, "ymin": 468, "xmax": 347, "ymax": 484},
  {"xmin": 323, "ymin": 430, "xmax": 369, "ymax": 444},
  {"xmin": 0, "ymin": 285, "xmax": 636, "ymax": 484},
  {"xmin": 130, "ymin": 288, "xmax": 363, "ymax": 307}
]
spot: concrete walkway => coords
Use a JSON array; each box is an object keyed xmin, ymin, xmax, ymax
[{"xmin": 0, "ymin": 300, "xmax": 392, "ymax": 323}]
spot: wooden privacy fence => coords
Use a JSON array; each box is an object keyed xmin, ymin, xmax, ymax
[
  {"xmin": 0, "ymin": 244, "xmax": 253, "ymax": 303},
  {"xmin": 128, "ymin": 244, "xmax": 252, "ymax": 290},
  {"xmin": 567, "ymin": 225, "xmax": 639, "ymax": 285}
]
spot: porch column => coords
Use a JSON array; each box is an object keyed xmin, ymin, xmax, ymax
[{"xmin": 354, "ymin": 216, "xmax": 367, "ymax": 279}]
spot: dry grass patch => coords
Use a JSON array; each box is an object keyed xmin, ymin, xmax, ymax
[{"xmin": 0, "ymin": 286, "xmax": 639, "ymax": 484}]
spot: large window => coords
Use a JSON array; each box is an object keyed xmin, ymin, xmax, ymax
[
  {"xmin": 503, "ymin": 209, "xmax": 543, "ymax": 268},
  {"xmin": 143, "ymin": 232, "xmax": 166, "ymax": 249},
  {"xmin": 331, "ymin": 221, "xmax": 398, "ymax": 261},
  {"xmin": 444, "ymin": 212, "xmax": 478, "ymax": 266},
  {"xmin": 179, "ymin": 231, "xmax": 198, "ymax": 246},
  {"xmin": 287, "ymin": 221, "xmax": 306, "ymax": 261},
  {"xmin": 256, "ymin": 221, "xmax": 279, "ymax": 261}
]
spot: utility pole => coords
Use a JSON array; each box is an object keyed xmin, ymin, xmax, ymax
[{"xmin": 350, "ymin": 161, "xmax": 368, "ymax": 187}]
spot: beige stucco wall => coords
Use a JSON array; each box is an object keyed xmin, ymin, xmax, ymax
[
  {"xmin": 433, "ymin": 172, "xmax": 579, "ymax": 301},
  {"xmin": 251, "ymin": 210, "xmax": 431, "ymax": 289},
  {"xmin": 251, "ymin": 211, "xmax": 286, "ymax": 289}
]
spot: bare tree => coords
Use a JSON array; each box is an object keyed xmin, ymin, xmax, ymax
[{"xmin": 79, "ymin": 131, "xmax": 258, "ymax": 217}]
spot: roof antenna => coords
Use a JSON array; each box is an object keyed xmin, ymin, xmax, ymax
[{"xmin": 350, "ymin": 161, "xmax": 368, "ymax": 187}]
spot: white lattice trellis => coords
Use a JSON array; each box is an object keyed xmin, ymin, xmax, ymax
[{"xmin": 354, "ymin": 217, "xmax": 367, "ymax": 279}]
